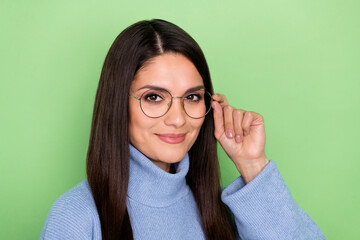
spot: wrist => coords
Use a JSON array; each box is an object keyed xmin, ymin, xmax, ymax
[{"xmin": 235, "ymin": 157, "xmax": 269, "ymax": 184}]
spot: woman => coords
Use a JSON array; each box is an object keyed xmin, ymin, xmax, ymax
[{"xmin": 40, "ymin": 19, "xmax": 325, "ymax": 239}]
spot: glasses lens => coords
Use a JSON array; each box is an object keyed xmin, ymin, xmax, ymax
[
  {"xmin": 140, "ymin": 89, "xmax": 171, "ymax": 118},
  {"xmin": 183, "ymin": 89, "xmax": 212, "ymax": 119}
]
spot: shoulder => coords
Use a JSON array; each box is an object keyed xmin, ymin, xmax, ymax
[
  {"xmin": 56, "ymin": 179, "xmax": 96, "ymax": 211},
  {"xmin": 40, "ymin": 179, "xmax": 101, "ymax": 239},
  {"xmin": 50, "ymin": 179, "xmax": 97, "ymax": 218}
]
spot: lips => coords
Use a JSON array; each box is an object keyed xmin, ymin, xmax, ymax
[{"xmin": 156, "ymin": 133, "xmax": 186, "ymax": 144}]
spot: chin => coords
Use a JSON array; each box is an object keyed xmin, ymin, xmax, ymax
[
  {"xmin": 131, "ymin": 134, "xmax": 194, "ymax": 164},
  {"xmin": 155, "ymin": 148, "xmax": 188, "ymax": 163},
  {"xmin": 153, "ymin": 136, "xmax": 192, "ymax": 161}
]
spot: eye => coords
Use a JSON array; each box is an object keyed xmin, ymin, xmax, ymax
[
  {"xmin": 144, "ymin": 93, "xmax": 164, "ymax": 103},
  {"xmin": 185, "ymin": 94, "xmax": 203, "ymax": 102}
]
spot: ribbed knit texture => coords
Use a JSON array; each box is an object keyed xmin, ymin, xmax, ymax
[
  {"xmin": 221, "ymin": 160, "xmax": 325, "ymax": 240},
  {"xmin": 125, "ymin": 144, "xmax": 204, "ymax": 239},
  {"xmin": 40, "ymin": 145, "xmax": 325, "ymax": 239}
]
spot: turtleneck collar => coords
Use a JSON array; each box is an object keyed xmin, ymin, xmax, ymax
[{"xmin": 127, "ymin": 144, "xmax": 190, "ymax": 207}]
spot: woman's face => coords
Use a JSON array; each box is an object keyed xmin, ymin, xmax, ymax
[{"xmin": 129, "ymin": 53, "xmax": 205, "ymax": 172}]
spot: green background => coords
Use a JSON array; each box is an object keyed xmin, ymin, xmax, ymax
[{"xmin": 1, "ymin": 0, "xmax": 359, "ymax": 239}]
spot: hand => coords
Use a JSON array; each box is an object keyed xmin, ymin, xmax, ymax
[{"xmin": 212, "ymin": 94, "xmax": 269, "ymax": 183}]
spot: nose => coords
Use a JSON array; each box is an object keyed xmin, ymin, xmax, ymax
[{"xmin": 163, "ymin": 97, "xmax": 186, "ymax": 128}]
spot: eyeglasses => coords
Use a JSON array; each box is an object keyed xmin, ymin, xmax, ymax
[{"xmin": 129, "ymin": 88, "xmax": 213, "ymax": 119}]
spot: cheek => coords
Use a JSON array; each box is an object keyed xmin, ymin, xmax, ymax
[
  {"xmin": 188, "ymin": 118, "xmax": 205, "ymax": 142},
  {"xmin": 129, "ymin": 102, "xmax": 145, "ymax": 142},
  {"xmin": 193, "ymin": 119, "xmax": 204, "ymax": 133},
  {"xmin": 128, "ymin": 101, "xmax": 157, "ymax": 144}
]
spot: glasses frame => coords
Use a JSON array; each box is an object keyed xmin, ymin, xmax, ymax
[{"xmin": 129, "ymin": 88, "xmax": 213, "ymax": 119}]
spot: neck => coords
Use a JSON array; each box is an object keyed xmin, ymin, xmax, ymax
[{"xmin": 151, "ymin": 159, "xmax": 172, "ymax": 173}]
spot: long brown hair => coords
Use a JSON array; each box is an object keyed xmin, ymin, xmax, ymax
[{"xmin": 86, "ymin": 19, "xmax": 237, "ymax": 240}]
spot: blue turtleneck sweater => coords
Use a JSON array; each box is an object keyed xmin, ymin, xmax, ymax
[{"xmin": 40, "ymin": 145, "xmax": 325, "ymax": 239}]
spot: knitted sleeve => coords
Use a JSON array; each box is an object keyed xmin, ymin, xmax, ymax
[{"xmin": 221, "ymin": 160, "xmax": 325, "ymax": 240}]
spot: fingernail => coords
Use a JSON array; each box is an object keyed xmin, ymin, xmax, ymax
[
  {"xmin": 235, "ymin": 135, "xmax": 241, "ymax": 143},
  {"xmin": 226, "ymin": 130, "xmax": 234, "ymax": 138}
]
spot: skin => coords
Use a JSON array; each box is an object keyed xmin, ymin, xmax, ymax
[
  {"xmin": 212, "ymin": 95, "xmax": 269, "ymax": 183},
  {"xmin": 129, "ymin": 52, "xmax": 269, "ymax": 183},
  {"xmin": 129, "ymin": 53, "xmax": 205, "ymax": 172}
]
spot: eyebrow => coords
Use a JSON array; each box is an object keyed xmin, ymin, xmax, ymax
[{"xmin": 136, "ymin": 85, "xmax": 206, "ymax": 95}]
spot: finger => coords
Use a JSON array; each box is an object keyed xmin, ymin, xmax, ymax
[
  {"xmin": 242, "ymin": 112, "xmax": 253, "ymax": 136},
  {"xmin": 212, "ymin": 94, "xmax": 229, "ymax": 108},
  {"xmin": 233, "ymin": 109, "xmax": 245, "ymax": 143},
  {"xmin": 211, "ymin": 101, "xmax": 224, "ymax": 140},
  {"xmin": 242, "ymin": 111, "xmax": 261, "ymax": 136},
  {"xmin": 223, "ymin": 105, "xmax": 235, "ymax": 139}
]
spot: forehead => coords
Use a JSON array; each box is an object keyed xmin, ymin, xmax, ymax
[{"xmin": 131, "ymin": 53, "xmax": 204, "ymax": 93}]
